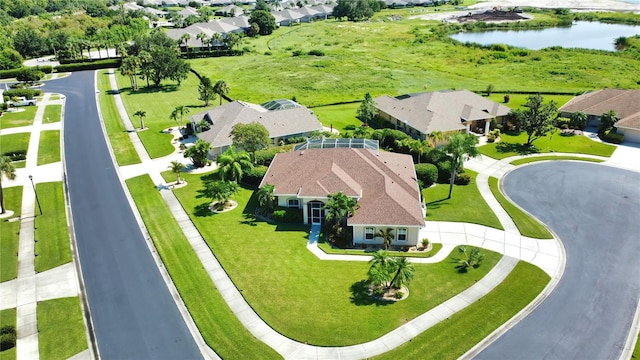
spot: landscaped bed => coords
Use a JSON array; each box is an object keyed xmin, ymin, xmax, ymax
[
  {"xmin": 510, "ymin": 155, "xmax": 605, "ymax": 165},
  {"xmin": 318, "ymin": 241, "xmax": 443, "ymax": 258}
]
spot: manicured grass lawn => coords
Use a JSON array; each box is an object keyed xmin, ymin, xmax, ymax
[
  {"xmin": 374, "ymin": 261, "xmax": 550, "ymax": 359},
  {"xmin": 633, "ymin": 332, "xmax": 640, "ymax": 359},
  {"xmin": 510, "ymin": 155, "xmax": 605, "ymax": 165},
  {"xmin": 422, "ymin": 170, "xmax": 503, "ymax": 230},
  {"xmin": 0, "ymin": 133, "xmax": 30, "ymax": 156},
  {"xmin": 34, "ymin": 182, "xmax": 71, "ymax": 273},
  {"xmin": 0, "ymin": 107, "xmax": 37, "ymax": 129},
  {"xmin": 37, "ymin": 297, "xmax": 87, "ymax": 360},
  {"xmin": 318, "ymin": 241, "xmax": 443, "ymax": 258},
  {"xmin": 0, "ymin": 186, "xmax": 22, "ymax": 282},
  {"xmin": 37, "ymin": 130, "xmax": 60, "ymax": 165},
  {"xmin": 487, "ymin": 93, "xmax": 575, "ymax": 110},
  {"xmin": 478, "ymin": 132, "xmax": 616, "ymax": 160},
  {"xmin": 126, "ymin": 175, "xmax": 279, "ymax": 359},
  {"xmin": 43, "ymin": 104, "xmax": 61, "ymax": 123},
  {"xmin": 488, "ymin": 177, "xmax": 553, "ymax": 239},
  {"xmin": 96, "ymin": 70, "xmax": 141, "ymax": 166},
  {"xmin": 0, "ymin": 308, "xmax": 16, "ymax": 360},
  {"xmin": 311, "ymin": 103, "xmax": 362, "ymax": 131},
  {"xmin": 172, "ymin": 171, "xmax": 502, "ymax": 346}
]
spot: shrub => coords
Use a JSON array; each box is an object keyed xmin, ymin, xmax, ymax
[
  {"xmin": 421, "ymin": 238, "xmax": 430, "ymax": 247},
  {"xmin": 414, "ymin": 163, "xmax": 438, "ymax": 187},
  {"xmin": 503, "ymin": 94, "xmax": 510, "ymax": 103},
  {"xmin": 55, "ymin": 59, "xmax": 122, "ymax": 72},
  {"xmin": 271, "ymin": 206, "xmax": 303, "ymax": 223},
  {"xmin": 292, "ymin": 50, "xmax": 304, "ymax": 57},
  {"xmin": 242, "ymin": 165, "xmax": 267, "ymax": 187},
  {"xmin": 254, "ymin": 147, "xmax": 288, "ymax": 166},
  {"xmin": 394, "ymin": 291, "xmax": 404, "ymax": 299},
  {"xmin": 454, "ymin": 172, "xmax": 471, "ymax": 185},
  {"xmin": 284, "ymin": 136, "xmax": 306, "ymax": 144},
  {"xmin": 308, "ymin": 49, "xmax": 325, "ymax": 56},
  {"xmin": 487, "ymin": 128, "xmax": 501, "ymax": 143},
  {"xmin": 0, "ymin": 325, "xmax": 15, "ymax": 335},
  {"xmin": 3, "ymin": 89, "xmax": 41, "ymax": 99},
  {"xmin": 264, "ymin": 51, "xmax": 272, "ymax": 55},
  {"xmin": 556, "ymin": 117, "xmax": 571, "ymax": 129},
  {"xmin": 3, "ymin": 150, "xmax": 26, "ymax": 161},
  {"xmin": 0, "ymin": 325, "xmax": 16, "ymax": 350},
  {"xmin": 344, "ymin": 124, "xmax": 356, "ymax": 131},
  {"xmin": 435, "ymin": 160, "xmax": 452, "ymax": 183},
  {"xmin": 602, "ymin": 128, "xmax": 624, "ymax": 144}
]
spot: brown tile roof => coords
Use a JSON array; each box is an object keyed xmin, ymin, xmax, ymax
[
  {"xmin": 373, "ymin": 90, "xmax": 511, "ymax": 134},
  {"xmin": 260, "ymin": 148, "xmax": 425, "ymax": 227},
  {"xmin": 190, "ymin": 101, "xmax": 323, "ymax": 149},
  {"xmin": 560, "ymin": 89, "xmax": 640, "ymax": 130}
]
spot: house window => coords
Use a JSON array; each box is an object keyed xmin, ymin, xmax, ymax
[
  {"xmin": 288, "ymin": 199, "xmax": 299, "ymax": 208},
  {"xmin": 365, "ymin": 227, "xmax": 374, "ymax": 240},
  {"xmin": 397, "ymin": 228, "xmax": 407, "ymax": 241}
]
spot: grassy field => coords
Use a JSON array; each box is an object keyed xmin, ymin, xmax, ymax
[
  {"xmin": 487, "ymin": 93, "xmax": 575, "ymax": 110},
  {"xmin": 0, "ymin": 308, "xmax": 17, "ymax": 360},
  {"xmin": 34, "ymin": 182, "xmax": 71, "ymax": 273},
  {"xmin": 0, "ymin": 186, "xmax": 22, "ymax": 282},
  {"xmin": 479, "ymin": 131, "xmax": 617, "ymax": 159},
  {"xmin": 422, "ymin": 170, "xmax": 503, "ymax": 230},
  {"xmin": 374, "ymin": 261, "xmax": 550, "ymax": 359},
  {"xmin": 37, "ymin": 297, "xmax": 87, "ymax": 360},
  {"xmin": 311, "ymin": 103, "xmax": 362, "ymax": 130},
  {"xmin": 510, "ymin": 155, "xmax": 605, "ymax": 165},
  {"xmin": 0, "ymin": 107, "xmax": 37, "ymax": 129},
  {"xmin": 126, "ymin": 174, "xmax": 279, "ymax": 359},
  {"xmin": 171, "ymin": 171, "xmax": 502, "ymax": 346},
  {"xmin": 37, "ymin": 130, "xmax": 60, "ymax": 165},
  {"xmin": 488, "ymin": 177, "xmax": 553, "ymax": 239},
  {"xmin": 96, "ymin": 70, "xmax": 141, "ymax": 166},
  {"xmin": 43, "ymin": 104, "xmax": 61, "ymax": 123},
  {"xmin": 318, "ymin": 242, "xmax": 443, "ymax": 258}
]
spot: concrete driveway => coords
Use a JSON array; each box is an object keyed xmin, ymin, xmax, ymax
[{"xmin": 476, "ymin": 161, "xmax": 640, "ymax": 359}]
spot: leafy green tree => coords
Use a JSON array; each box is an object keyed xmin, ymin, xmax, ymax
[
  {"xmin": 443, "ymin": 133, "xmax": 479, "ymax": 199},
  {"xmin": 170, "ymin": 105, "xmax": 190, "ymax": 129},
  {"xmin": 16, "ymin": 68, "xmax": 43, "ymax": 84},
  {"xmin": 599, "ymin": 110, "xmax": 619, "ymax": 134},
  {"xmin": 249, "ymin": 10, "xmax": 277, "ymax": 35},
  {"xmin": 204, "ymin": 180, "xmax": 238, "ymax": 210},
  {"xmin": 352, "ymin": 125, "xmax": 370, "ymax": 139},
  {"xmin": 0, "ymin": 156, "xmax": 16, "ymax": 214},
  {"xmin": 230, "ymin": 122, "xmax": 270, "ymax": 162},
  {"xmin": 13, "ymin": 27, "xmax": 47, "ymax": 57},
  {"xmin": 390, "ymin": 257, "xmax": 415, "ymax": 289},
  {"xmin": 356, "ymin": 92, "xmax": 377, "ymax": 125},
  {"xmin": 198, "ymin": 76, "xmax": 216, "ymax": 106},
  {"xmin": 569, "ymin": 111, "xmax": 588, "ymax": 130},
  {"xmin": 408, "ymin": 139, "xmax": 430, "ymax": 163},
  {"xmin": 517, "ymin": 94, "xmax": 559, "ymax": 146},
  {"xmin": 213, "ymin": 80, "xmax": 229, "ymax": 105},
  {"xmin": 137, "ymin": 50, "xmax": 152, "ymax": 88},
  {"xmin": 255, "ymin": 0, "xmax": 271, "ymax": 11},
  {"xmin": 223, "ymin": 32, "xmax": 242, "ymax": 51},
  {"xmin": 216, "ymin": 147, "xmax": 253, "ymax": 183},
  {"xmin": 376, "ymin": 228, "xmax": 394, "ymax": 250},
  {"xmin": 615, "ymin": 36, "xmax": 629, "ymax": 51},
  {"xmin": 0, "ymin": 49, "xmax": 23, "ymax": 70},
  {"xmin": 169, "ymin": 160, "xmax": 186, "ymax": 184},
  {"xmin": 257, "ymin": 183, "xmax": 275, "ymax": 213},
  {"xmin": 184, "ymin": 139, "xmax": 211, "ymax": 168},
  {"xmin": 325, "ymin": 192, "xmax": 359, "ymax": 230},
  {"xmin": 120, "ymin": 55, "xmax": 139, "ymax": 90},
  {"xmin": 333, "ymin": 0, "xmax": 381, "ymax": 21},
  {"xmin": 133, "ymin": 110, "xmax": 146, "ymax": 129}
]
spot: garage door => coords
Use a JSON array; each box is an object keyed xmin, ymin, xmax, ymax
[{"xmin": 618, "ymin": 128, "xmax": 640, "ymax": 144}]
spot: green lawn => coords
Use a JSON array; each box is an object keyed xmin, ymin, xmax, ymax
[
  {"xmin": 479, "ymin": 131, "xmax": 616, "ymax": 160},
  {"xmin": 126, "ymin": 174, "xmax": 279, "ymax": 359},
  {"xmin": 422, "ymin": 170, "xmax": 503, "ymax": 230},
  {"xmin": 37, "ymin": 297, "xmax": 87, "ymax": 360},
  {"xmin": 0, "ymin": 186, "xmax": 22, "ymax": 282},
  {"xmin": 171, "ymin": 171, "xmax": 502, "ymax": 346},
  {"xmin": 486, "ymin": 93, "xmax": 575, "ymax": 110},
  {"xmin": 34, "ymin": 182, "xmax": 71, "ymax": 273},
  {"xmin": 43, "ymin": 104, "xmax": 62, "ymax": 124},
  {"xmin": 96, "ymin": 70, "xmax": 141, "ymax": 166},
  {"xmin": 318, "ymin": 241, "xmax": 443, "ymax": 258},
  {"xmin": 0, "ymin": 107, "xmax": 37, "ymax": 129},
  {"xmin": 37, "ymin": 130, "xmax": 60, "ymax": 165},
  {"xmin": 0, "ymin": 308, "xmax": 16, "ymax": 360},
  {"xmin": 374, "ymin": 261, "xmax": 550, "ymax": 359},
  {"xmin": 311, "ymin": 103, "xmax": 362, "ymax": 131},
  {"xmin": 488, "ymin": 177, "xmax": 553, "ymax": 239},
  {"xmin": 510, "ymin": 155, "xmax": 605, "ymax": 165},
  {"xmin": 0, "ymin": 133, "xmax": 30, "ymax": 158},
  {"xmin": 633, "ymin": 331, "xmax": 640, "ymax": 359}
]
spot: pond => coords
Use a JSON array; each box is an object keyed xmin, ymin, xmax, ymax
[{"xmin": 450, "ymin": 21, "xmax": 640, "ymax": 51}]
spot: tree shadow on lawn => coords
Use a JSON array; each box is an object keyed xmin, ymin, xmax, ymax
[
  {"xmin": 495, "ymin": 142, "xmax": 539, "ymax": 155},
  {"xmin": 349, "ymin": 280, "xmax": 393, "ymax": 307},
  {"xmin": 122, "ymin": 84, "xmax": 179, "ymax": 95}
]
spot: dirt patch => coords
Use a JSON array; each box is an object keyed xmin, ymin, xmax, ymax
[{"xmin": 456, "ymin": 9, "xmax": 529, "ymax": 22}]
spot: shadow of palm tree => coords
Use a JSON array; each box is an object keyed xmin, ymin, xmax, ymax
[
  {"xmin": 349, "ymin": 280, "xmax": 392, "ymax": 307},
  {"xmin": 194, "ymin": 202, "xmax": 214, "ymax": 217},
  {"xmin": 495, "ymin": 142, "xmax": 539, "ymax": 155}
]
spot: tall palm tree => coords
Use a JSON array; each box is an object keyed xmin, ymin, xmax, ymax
[
  {"xmin": 180, "ymin": 33, "xmax": 191, "ymax": 53},
  {"xmin": 216, "ymin": 147, "xmax": 253, "ymax": 183},
  {"xmin": 443, "ymin": 133, "xmax": 479, "ymax": 199},
  {"xmin": 376, "ymin": 228, "xmax": 394, "ymax": 250},
  {"xmin": 409, "ymin": 139, "xmax": 430, "ymax": 164},
  {"xmin": 213, "ymin": 80, "xmax": 230, "ymax": 106},
  {"xmin": 137, "ymin": 50, "xmax": 152, "ymax": 88},
  {"xmin": 368, "ymin": 251, "xmax": 394, "ymax": 289},
  {"xmin": 325, "ymin": 191, "xmax": 358, "ymax": 229},
  {"xmin": 170, "ymin": 105, "xmax": 190, "ymax": 129},
  {"xmin": 390, "ymin": 257, "xmax": 414, "ymax": 289},
  {"xmin": 120, "ymin": 56, "xmax": 139, "ymax": 90},
  {"xmin": 0, "ymin": 156, "xmax": 16, "ymax": 214},
  {"xmin": 133, "ymin": 110, "xmax": 146, "ymax": 129},
  {"xmin": 428, "ymin": 130, "xmax": 445, "ymax": 147},
  {"xmin": 210, "ymin": 33, "xmax": 223, "ymax": 50},
  {"xmin": 196, "ymin": 32, "xmax": 208, "ymax": 50},
  {"xmin": 256, "ymin": 183, "xmax": 275, "ymax": 212},
  {"xmin": 169, "ymin": 161, "xmax": 186, "ymax": 184}
]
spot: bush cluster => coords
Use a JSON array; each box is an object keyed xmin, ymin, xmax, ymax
[
  {"xmin": 241, "ymin": 165, "xmax": 267, "ymax": 187},
  {"xmin": 55, "ymin": 59, "xmax": 122, "ymax": 72},
  {"xmin": 602, "ymin": 128, "xmax": 625, "ymax": 144},
  {"xmin": 271, "ymin": 206, "xmax": 303, "ymax": 223},
  {"xmin": 454, "ymin": 172, "xmax": 471, "ymax": 185},
  {"xmin": 0, "ymin": 325, "xmax": 16, "ymax": 351},
  {"xmin": 308, "ymin": 49, "xmax": 325, "ymax": 56},
  {"xmin": 2, "ymin": 150, "xmax": 27, "ymax": 162},
  {"xmin": 414, "ymin": 163, "xmax": 438, "ymax": 188},
  {"xmin": 3, "ymin": 89, "xmax": 41, "ymax": 99},
  {"xmin": 487, "ymin": 129, "xmax": 501, "ymax": 143}
]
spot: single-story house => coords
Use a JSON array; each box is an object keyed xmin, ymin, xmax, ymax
[
  {"xmin": 189, "ymin": 99, "xmax": 323, "ymax": 157},
  {"xmin": 559, "ymin": 89, "xmax": 640, "ymax": 143},
  {"xmin": 215, "ymin": 5, "xmax": 244, "ymax": 17},
  {"xmin": 260, "ymin": 144, "xmax": 426, "ymax": 247},
  {"xmin": 374, "ymin": 90, "xmax": 511, "ymax": 140}
]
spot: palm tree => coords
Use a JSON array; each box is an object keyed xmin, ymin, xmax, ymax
[
  {"xmin": 170, "ymin": 105, "xmax": 190, "ymax": 129},
  {"xmin": 390, "ymin": 257, "xmax": 414, "ymax": 289},
  {"xmin": 210, "ymin": 33, "xmax": 223, "ymax": 50},
  {"xmin": 367, "ymin": 251, "xmax": 394, "ymax": 289},
  {"xmin": 133, "ymin": 110, "xmax": 146, "ymax": 129},
  {"xmin": 428, "ymin": 130, "xmax": 445, "ymax": 147},
  {"xmin": 137, "ymin": 50, "xmax": 152, "ymax": 88},
  {"xmin": 115, "ymin": 42, "xmax": 128, "ymax": 58},
  {"xmin": 376, "ymin": 228, "xmax": 394, "ymax": 250},
  {"xmin": 257, "ymin": 183, "xmax": 275, "ymax": 212},
  {"xmin": 409, "ymin": 139, "xmax": 430, "ymax": 164},
  {"xmin": 599, "ymin": 110, "xmax": 619, "ymax": 135},
  {"xmin": 216, "ymin": 147, "xmax": 253, "ymax": 183},
  {"xmin": 169, "ymin": 161, "xmax": 186, "ymax": 184},
  {"xmin": 443, "ymin": 133, "xmax": 479, "ymax": 199},
  {"xmin": 120, "ymin": 56, "xmax": 139, "ymax": 90},
  {"xmin": 213, "ymin": 80, "xmax": 229, "ymax": 106},
  {"xmin": 204, "ymin": 180, "xmax": 238, "ymax": 210},
  {"xmin": 180, "ymin": 33, "xmax": 191, "ymax": 53},
  {"xmin": 0, "ymin": 156, "xmax": 17, "ymax": 214},
  {"xmin": 325, "ymin": 192, "xmax": 358, "ymax": 229},
  {"xmin": 184, "ymin": 139, "xmax": 211, "ymax": 168},
  {"xmin": 196, "ymin": 32, "xmax": 208, "ymax": 50}
]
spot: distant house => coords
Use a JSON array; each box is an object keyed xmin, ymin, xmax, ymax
[
  {"xmin": 374, "ymin": 90, "xmax": 510, "ymax": 140},
  {"xmin": 215, "ymin": 5, "xmax": 244, "ymax": 17},
  {"xmin": 166, "ymin": 18, "xmax": 246, "ymax": 49},
  {"xmin": 189, "ymin": 99, "xmax": 323, "ymax": 157},
  {"xmin": 559, "ymin": 89, "xmax": 640, "ymax": 143},
  {"xmin": 178, "ymin": 6, "xmax": 199, "ymax": 18},
  {"xmin": 260, "ymin": 144, "xmax": 425, "ymax": 247}
]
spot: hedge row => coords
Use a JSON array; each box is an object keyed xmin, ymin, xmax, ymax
[
  {"xmin": 55, "ymin": 58, "xmax": 122, "ymax": 72},
  {"xmin": 602, "ymin": 128, "xmax": 624, "ymax": 144},
  {"xmin": 3, "ymin": 89, "xmax": 41, "ymax": 99},
  {"xmin": 0, "ymin": 65, "xmax": 53, "ymax": 79}
]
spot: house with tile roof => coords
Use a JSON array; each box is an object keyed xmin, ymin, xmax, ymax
[
  {"xmin": 189, "ymin": 100, "xmax": 323, "ymax": 157},
  {"xmin": 374, "ymin": 90, "xmax": 510, "ymax": 140},
  {"xmin": 260, "ymin": 145, "xmax": 426, "ymax": 247},
  {"xmin": 559, "ymin": 89, "xmax": 640, "ymax": 143}
]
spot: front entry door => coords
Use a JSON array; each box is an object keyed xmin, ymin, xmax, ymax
[{"xmin": 311, "ymin": 207, "xmax": 322, "ymax": 225}]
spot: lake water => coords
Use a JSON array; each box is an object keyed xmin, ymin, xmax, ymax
[{"xmin": 450, "ymin": 22, "xmax": 640, "ymax": 51}]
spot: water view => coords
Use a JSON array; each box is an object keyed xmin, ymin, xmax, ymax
[{"xmin": 451, "ymin": 21, "xmax": 640, "ymax": 51}]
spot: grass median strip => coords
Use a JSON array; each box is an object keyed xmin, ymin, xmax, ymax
[
  {"xmin": 37, "ymin": 297, "xmax": 87, "ymax": 360},
  {"xmin": 0, "ymin": 186, "xmax": 23, "ymax": 282},
  {"xmin": 488, "ymin": 177, "xmax": 553, "ymax": 239},
  {"xmin": 37, "ymin": 130, "xmax": 60, "ymax": 165},
  {"xmin": 42, "ymin": 104, "xmax": 61, "ymax": 123},
  {"xmin": 126, "ymin": 174, "xmax": 279, "ymax": 359},
  {"xmin": 510, "ymin": 155, "xmax": 605, "ymax": 166},
  {"xmin": 34, "ymin": 182, "xmax": 71, "ymax": 273}
]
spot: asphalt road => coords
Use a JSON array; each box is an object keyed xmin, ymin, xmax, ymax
[
  {"xmin": 45, "ymin": 72, "xmax": 202, "ymax": 359},
  {"xmin": 476, "ymin": 162, "xmax": 640, "ymax": 359}
]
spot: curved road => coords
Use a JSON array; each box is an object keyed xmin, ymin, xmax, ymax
[
  {"xmin": 45, "ymin": 72, "xmax": 202, "ymax": 359},
  {"xmin": 477, "ymin": 162, "xmax": 640, "ymax": 359}
]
